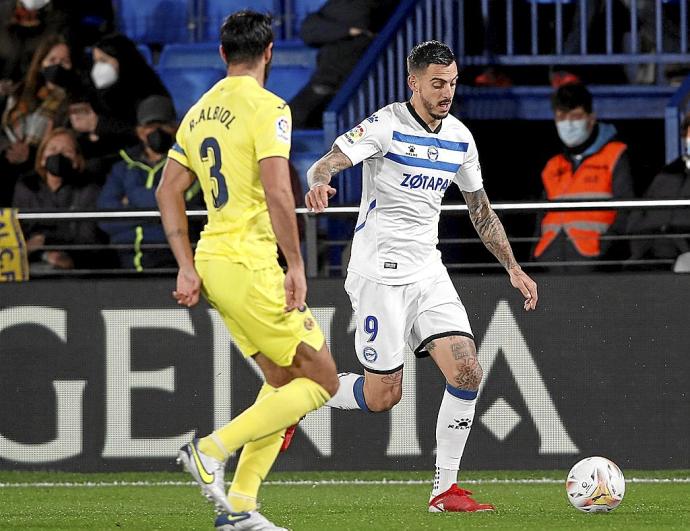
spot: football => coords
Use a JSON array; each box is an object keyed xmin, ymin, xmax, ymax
[{"xmin": 565, "ymin": 456, "xmax": 626, "ymax": 512}]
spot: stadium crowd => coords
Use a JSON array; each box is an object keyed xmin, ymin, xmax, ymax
[{"xmin": 0, "ymin": 0, "xmax": 689, "ymax": 274}]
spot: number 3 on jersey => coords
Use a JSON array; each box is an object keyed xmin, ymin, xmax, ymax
[{"xmin": 200, "ymin": 137, "xmax": 228, "ymax": 209}]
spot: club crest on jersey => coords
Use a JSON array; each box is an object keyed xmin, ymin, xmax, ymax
[
  {"xmin": 344, "ymin": 124, "xmax": 366, "ymax": 144},
  {"xmin": 427, "ymin": 146, "xmax": 439, "ymax": 161},
  {"xmin": 401, "ymin": 173, "xmax": 450, "ymax": 192}
]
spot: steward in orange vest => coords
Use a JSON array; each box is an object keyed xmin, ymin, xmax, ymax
[{"xmin": 534, "ymin": 121, "xmax": 634, "ymax": 262}]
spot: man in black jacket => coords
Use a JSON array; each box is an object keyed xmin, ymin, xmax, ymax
[
  {"xmin": 290, "ymin": 0, "xmax": 396, "ymax": 129},
  {"xmin": 627, "ymin": 113, "xmax": 690, "ymax": 270}
]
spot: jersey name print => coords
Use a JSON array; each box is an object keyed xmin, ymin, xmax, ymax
[
  {"xmin": 168, "ymin": 76, "xmax": 291, "ymax": 268},
  {"xmin": 334, "ymin": 102, "xmax": 483, "ymax": 285}
]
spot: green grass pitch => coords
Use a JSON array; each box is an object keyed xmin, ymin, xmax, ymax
[{"xmin": 1, "ymin": 470, "xmax": 689, "ymax": 530}]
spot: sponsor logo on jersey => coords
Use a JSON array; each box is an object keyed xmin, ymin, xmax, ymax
[
  {"xmin": 406, "ymin": 145, "xmax": 417, "ymax": 157},
  {"xmin": 383, "ymin": 261, "xmax": 397, "ymax": 269},
  {"xmin": 363, "ymin": 346, "xmax": 378, "ymax": 362},
  {"xmin": 275, "ymin": 116, "xmax": 290, "ymax": 143},
  {"xmin": 400, "ymin": 173, "xmax": 450, "ymax": 192},
  {"xmin": 344, "ymin": 124, "xmax": 366, "ymax": 144},
  {"xmin": 366, "ymin": 113, "xmax": 379, "ymax": 123},
  {"xmin": 427, "ymin": 146, "xmax": 439, "ymax": 161}
]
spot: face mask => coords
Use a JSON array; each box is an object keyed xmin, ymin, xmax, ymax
[
  {"xmin": 556, "ymin": 119, "xmax": 590, "ymax": 147},
  {"xmin": 146, "ymin": 128, "xmax": 174, "ymax": 155},
  {"xmin": 19, "ymin": 0, "xmax": 50, "ymax": 10},
  {"xmin": 91, "ymin": 61, "xmax": 118, "ymax": 89},
  {"xmin": 41, "ymin": 64, "xmax": 75, "ymax": 89},
  {"xmin": 44, "ymin": 153, "xmax": 77, "ymax": 180}
]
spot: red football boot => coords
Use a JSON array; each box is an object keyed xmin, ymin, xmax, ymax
[
  {"xmin": 428, "ymin": 484, "xmax": 495, "ymax": 512},
  {"xmin": 279, "ymin": 424, "xmax": 298, "ymax": 453}
]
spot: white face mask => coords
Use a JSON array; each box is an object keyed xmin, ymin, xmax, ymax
[
  {"xmin": 19, "ymin": 0, "xmax": 51, "ymax": 10},
  {"xmin": 556, "ymin": 119, "xmax": 590, "ymax": 147},
  {"xmin": 91, "ymin": 61, "xmax": 118, "ymax": 89}
]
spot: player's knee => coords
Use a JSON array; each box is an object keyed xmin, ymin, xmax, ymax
[
  {"xmin": 449, "ymin": 355, "xmax": 483, "ymax": 391},
  {"xmin": 365, "ymin": 386, "xmax": 402, "ymax": 412},
  {"xmin": 447, "ymin": 335, "xmax": 483, "ymax": 391}
]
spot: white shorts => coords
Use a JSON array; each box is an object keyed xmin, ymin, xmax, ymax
[{"xmin": 344, "ymin": 268, "xmax": 473, "ymax": 373}]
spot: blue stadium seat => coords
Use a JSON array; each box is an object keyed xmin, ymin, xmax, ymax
[
  {"xmin": 158, "ymin": 43, "xmax": 225, "ymax": 69},
  {"xmin": 116, "ymin": 0, "xmax": 191, "ymax": 44},
  {"xmin": 292, "ymin": 0, "xmax": 327, "ymax": 34},
  {"xmin": 201, "ymin": 0, "xmax": 279, "ymax": 41},
  {"xmin": 158, "ymin": 41, "xmax": 316, "ymax": 69},
  {"xmin": 157, "ymin": 67, "xmax": 226, "ymax": 119},
  {"xmin": 265, "ymin": 65, "xmax": 312, "ymax": 102}
]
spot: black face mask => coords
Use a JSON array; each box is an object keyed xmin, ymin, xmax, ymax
[
  {"xmin": 41, "ymin": 64, "xmax": 76, "ymax": 90},
  {"xmin": 146, "ymin": 128, "xmax": 174, "ymax": 155},
  {"xmin": 44, "ymin": 153, "xmax": 77, "ymax": 181}
]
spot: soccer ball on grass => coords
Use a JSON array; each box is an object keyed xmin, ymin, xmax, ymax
[{"xmin": 565, "ymin": 456, "xmax": 625, "ymax": 512}]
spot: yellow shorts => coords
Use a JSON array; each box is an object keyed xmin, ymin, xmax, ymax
[{"xmin": 196, "ymin": 259, "xmax": 325, "ymax": 367}]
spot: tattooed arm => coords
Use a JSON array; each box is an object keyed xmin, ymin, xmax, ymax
[
  {"xmin": 304, "ymin": 145, "xmax": 353, "ymax": 212},
  {"xmin": 463, "ymin": 188, "xmax": 539, "ymax": 311}
]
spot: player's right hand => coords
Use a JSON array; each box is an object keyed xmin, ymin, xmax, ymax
[
  {"xmin": 284, "ymin": 266, "xmax": 307, "ymax": 312},
  {"xmin": 305, "ymin": 183, "xmax": 337, "ymax": 213},
  {"xmin": 174, "ymin": 266, "xmax": 201, "ymax": 307}
]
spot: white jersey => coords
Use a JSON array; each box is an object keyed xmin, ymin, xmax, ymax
[{"xmin": 334, "ymin": 101, "xmax": 483, "ymax": 285}]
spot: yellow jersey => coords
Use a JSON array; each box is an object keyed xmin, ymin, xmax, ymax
[{"xmin": 168, "ymin": 75, "xmax": 291, "ymax": 267}]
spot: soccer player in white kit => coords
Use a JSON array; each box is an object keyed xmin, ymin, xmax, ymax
[{"xmin": 305, "ymin": 41, "xmax": 539, "ymax": 512}]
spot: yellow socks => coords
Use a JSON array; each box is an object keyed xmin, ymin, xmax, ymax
[
  {"xmin": 199, "ymin": 377, "xmax": 330, "ymax": 461},
  {"xmin": 227, "ymin": 384, "xmax": 284, "ymax": 512}
]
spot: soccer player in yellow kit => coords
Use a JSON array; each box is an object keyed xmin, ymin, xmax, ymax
[{"xmin": 156, "ymin": 11, "xmax": 339, "ymax": 531}]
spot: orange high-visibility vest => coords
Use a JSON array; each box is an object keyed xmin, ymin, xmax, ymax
[{"xmin": 534, "ymin": 141, "xmax": 626, "ymax": 258}]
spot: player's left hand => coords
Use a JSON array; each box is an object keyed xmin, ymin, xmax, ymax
[
  {"xmin": 174, "ymin": 266, "xmax": 201, "ymax": 307},
  {"xmin": 508, "ymin": 265, "xmax": 538, "ymax": 311}
]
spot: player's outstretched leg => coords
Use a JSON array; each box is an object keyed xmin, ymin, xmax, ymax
[
  {"xmin": 427, "ymin": 335, "xmax": 495, "ymax": 513},
  {"xmin": 179, "ymin": 341, "xmax": 337, "ymax": 516}
]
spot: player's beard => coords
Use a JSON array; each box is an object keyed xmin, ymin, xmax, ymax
[{"xmin": 420, "ymin": 92, "xmax": 451, "ymax": 121}]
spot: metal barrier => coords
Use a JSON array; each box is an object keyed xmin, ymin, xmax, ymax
[
  {"xmin": 10, "ymin": 199, "xmax": 690, "ymax": 278},
  {"xmin": 323, "ymin": 0, "xmax": 690, "ymax": 180}
]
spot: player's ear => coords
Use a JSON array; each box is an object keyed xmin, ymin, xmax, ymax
[
  {"xmin": 264, "ymin": 42, "xmax": 273, "ymax": 64},
  {"xmin": 218, "ymin": 45, "xmax": 227, "ymax": 65},
  {"xmin": 407, "ymin": 74, "xmax": 417, "ymax": 93}
]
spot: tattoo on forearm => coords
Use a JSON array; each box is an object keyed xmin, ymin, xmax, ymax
[
  {"xmin": 165, "ymin": 228, "xmax": 188, "ymax": 240},
  {"xmin": 313, "ymin": 145, "xmax": 352, "ymax": 185},
  {"xmin": 381, "ymin": 371, "xmax": 403, "ymax": 385},
  {"xmin": 463, "ymin": 188, "xmax": 517, "ymax": 270}
]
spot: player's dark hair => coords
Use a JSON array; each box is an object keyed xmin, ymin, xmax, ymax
[
  {"xmin": 220, "ymin": 10, "xmax": 273, "ymax": 65},
  {"xmin": 407, "ymin": 41, "xmax": 455, "ymax": 74},
  {"xmin": 551, "ymin": 83, "xmax": 593, "ymax": 113}
]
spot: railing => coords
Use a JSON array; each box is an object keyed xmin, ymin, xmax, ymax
[
  {"xmin": 323, "ymin": 0, "xmax": 690, "ymax": 188},
  {"xmin": 9, "ymin": 199, "xmax": 690, "ymax": 278}
]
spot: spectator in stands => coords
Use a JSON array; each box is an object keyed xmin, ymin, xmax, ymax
[
  {"xmin": 97, "ymin": 96, "xmax": 202, "ymax": 271},
  {"xmin": 69, "ymin": 33, "xmax": 170, "ymax": 179},
  {"xmin": 0, "ymin": 0, "xmax": 70, "ymax": 92},
  {"xmin": 290, "ymin": 0, "xmax": 396, "ymax": 129},
  {"xmin": 627, "ymin": 112, "xmax": 690, "ymax": 271},
  {"xmin": 0, "ymin": 34, "xmax": 81, "ymax": 206},
  {"xmin": 12, "ymin": 127, "xmax": 106, "ymax": 271},
  {"xmin": 533, "ymin": 83, "xmax": 634, "ymax": 269}
]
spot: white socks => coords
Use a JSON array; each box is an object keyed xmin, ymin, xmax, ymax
[
  {"xmin": 431, "ymin": 384, "xmax": 477, "ymax": 497},
  {"xmin": 325, "ymin": 372, "xmax": 370, "ymax": 411}
]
